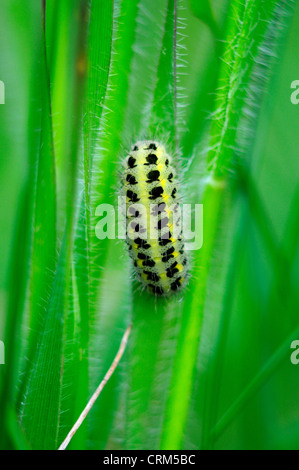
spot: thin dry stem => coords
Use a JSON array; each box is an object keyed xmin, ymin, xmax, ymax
[{"xmin": 58, "ymin": 324, "xmax": 132, "ymax": 450}]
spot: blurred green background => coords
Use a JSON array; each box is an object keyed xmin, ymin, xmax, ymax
[{"xmin": 1, "ymin": 0, "xmax": 299, "ymax": 450}]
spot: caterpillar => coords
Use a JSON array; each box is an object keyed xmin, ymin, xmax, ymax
[{"xmin": 122, "ymin": 140, "xmax": 188, "ymax": 296}]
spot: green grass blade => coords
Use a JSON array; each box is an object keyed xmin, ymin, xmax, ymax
[
  {"xmin": 125, "ymin": 0, "xmax": 186, "ymax": 450},
  {"xmin": 18, "ymin": 0, "xmax": 89, "ymax": 449}
]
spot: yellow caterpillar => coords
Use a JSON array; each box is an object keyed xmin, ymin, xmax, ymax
[{"xmin": 122, "ymin": 140, "xmax": 188, "ymax": 296}]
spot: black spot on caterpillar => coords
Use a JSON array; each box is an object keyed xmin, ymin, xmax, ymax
[
  {"xmin": 146, "ymin": 170, "xmax": 160, "ymax": 182},
  {"xmin": 123, "ymin": 140, "xmax": 188, "ymax": 296},
  {"xmin": 128, "ymin": 156, "xmax": 137, "ymax": 168},
  {"xmin": 149, "ymin": 186, "xmax": 164, "ymax": 200},
  {"xmin": 126, "ymin": 190, "xmax": 140, "ymax": 203},
  {"xmin": 126, "ymin": 174, "xmax": 138, "ymax": 185},
  {"xmin": 145, "ymin": 154, "xmax": 158, "ymax": 165}
]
